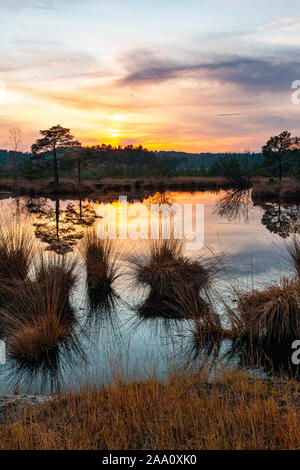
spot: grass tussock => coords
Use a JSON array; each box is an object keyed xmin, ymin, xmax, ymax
[
  {"xmin": 35, "ymin": 252, "xmax": 78, "ymax": 300},
  {"xmin": 131, "ymin": 238, "xmax": 214, "ymax": 319},
  {"xmin": 0, "ymin": 215, "xmax": 35, "ymax": 284},
  {"xmin": 1, "ymin": 255, "xmax": 79, "ymax": 370},
  {"xmin": 6, "ymin": 313, "xmax": 72, "ymax": 364},
  {"xmin": 0, "ymin": 370, "xmax": 299, "ymax": 450},
  {"xmin": 285, "ymin": 235, "xmax": 300, "ymax": 279},
  {"xmin": 229, "ymin": 278, "xmax": 300, "ymax": 345},
  {"xmin": 2, "ymin": 280, "xmax": 75, "ymax": 363},
  {"xmin": 132, "ymin": 238, "xmax": 210, "ymax": 300},
  {"xmin": 80, "ymin": 228, "xmax": 121, "ymax": 310}
]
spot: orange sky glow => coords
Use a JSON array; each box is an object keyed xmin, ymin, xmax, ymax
[{"xmin": 1, "ymin": 0, "xmax": 299, "ymax": 153}]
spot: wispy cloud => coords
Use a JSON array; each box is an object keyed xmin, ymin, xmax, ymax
[
  {"xmin": 120, "ymin": 48, "xmax": 300, "ymax": 93},
  {"xmin": 1, "ymin": 0, "xmax": 89, "ymax": 9},
  {"xmin": 217, "ymin": 113, "xmax": 242, "ymax": 116},
  {"xmin": 259, "ymin": 17, "xmax": 300, "ymax": 32},
  {"xmin": 0, "ymin": 46, "xmax": 97, "ymax": 83},
  {"xmin": 1, "ymin": 0, "xmax": 299, "ymax": 152}
]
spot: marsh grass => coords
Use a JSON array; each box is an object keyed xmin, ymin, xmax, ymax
[
  {"xmin": 133, "ymin": 238, "xmax": 210, "ymax": 297},
  {"xmin": 35, "ymin": 252, "xmax": 78, "ymax": 290},
  {"xmin": 222, "ymin": 277, "xmax": 300, "ymax": 376},
  {"xmin": 80, "ymin": 228, "xmax": 121, "ymax": 311},
  {"xmin": 229, "ymin": 278, "xmax": 300, "ymax": 345},
  {"xmin": 285, "ymin": 235, "xmax": 300, "ymax": 279},
  {"xmin": 2, "ymin": 276, "xmax": 77, "ymax": 355},
  {"xmin": 130, "ymin": 238, "xmax": 215, "ymax": 321},
  {"xmin": 0, "ymin": 214, "xmax": 35, "ymax": 285},
  {"xmin": 0, "ymin": 369, "xmax": 299, "ymax": 450},
  {"xmin": 34, "ymin": 252, "xmax": 78, "ymax": 320},
  {"xmin": 135, "ymin": 283, "xmax": 211, "ymax": 321},
  {"xmin": 252, "ymin": 177, "xmax": 300, "ymax": 200},
  {"xmin": 0, "ymin": 254, "xmax": 83, "ymax": 390},
  {"xmin": 5, "ymin": 306, "xmax": 72, "ymax": 365}
]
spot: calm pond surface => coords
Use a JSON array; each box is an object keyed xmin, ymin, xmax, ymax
[{"xmin": 0, "ymin": 189, "xmax": 299, "ymax": 393}]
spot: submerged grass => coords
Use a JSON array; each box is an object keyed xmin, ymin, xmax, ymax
[{"xmin": 0, "ymin": 370, "xmax": 299, "ymax": 450}]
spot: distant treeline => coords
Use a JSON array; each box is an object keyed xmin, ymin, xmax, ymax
[
  {"xmin": 158, "ymin": 150, "xmax": 264, "ymax": 170},
  {"xmin": 1, "ymin": 132, "xmax": 300, "ymax": 183},
  {"xmin": 0, "ymin": 146, "xmax": 265, "ymax": 180},
  {"xmin": 0, "ymin": 149, "xmax": 29, "ymax": 166}
]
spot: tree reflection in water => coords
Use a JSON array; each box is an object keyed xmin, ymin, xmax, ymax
[
  {"xmin": 214, "ymin": 188, "xmax": 252, "ymax": 223},
  {"xmin": 215, "ymin": 189, "xmax": 300, "ymax": 239},
  {"xmin": 25, "ymin": 196, "xmax": 99, "ymax": 254},
  {"xmin": 261, "ymin": 201, "xmax": 300, "ymax": 238}
]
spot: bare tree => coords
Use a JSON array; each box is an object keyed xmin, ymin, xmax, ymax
[{"xmin": 9, "ymin": 127, "xmax": 22, "ymax": 182}]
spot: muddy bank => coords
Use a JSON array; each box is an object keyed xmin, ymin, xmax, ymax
[{"xmin": 0, "ymin": 395, "xmax": 53, "ymax": 421}]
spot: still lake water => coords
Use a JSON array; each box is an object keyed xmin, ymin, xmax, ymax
[{"xmin": 0, "ymin": 189, "xmax": 299, "ymax": 393}]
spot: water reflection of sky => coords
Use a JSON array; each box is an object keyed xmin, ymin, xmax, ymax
[{"xmin": 0, "ymin": 191, "xmax": 299, "ymax": 393}]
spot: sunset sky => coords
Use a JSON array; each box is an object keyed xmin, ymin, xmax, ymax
[{"xmin": 1, "ymin": 0, "xmax": 300, "ymax": 152}]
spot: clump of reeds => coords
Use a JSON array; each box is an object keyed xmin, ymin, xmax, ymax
[
  {"xmin": 285, "ymin": 235, "xmax": 300, "ymax": 279},
  {"xmin": 130, "ymin": 238, "xmax": 214, "ymax": 320},
  {"xmin": 1, "ymin": 255, "xmax": 80, "ymax": 380},
  {"xmin": 6, "ymin": 311, "xmax": 71, "ymax": 364},
  {"xmin": 2, "ymin": 277, "xmax": 76, "ymax": 357},
  {"xmin": 35, "ymin": 252, "xmax": 77, "ymax": 314},
  {"xmin": 1, "ymin": 271, "xmax": 83, "ymax": 393},
  {"xmin": 132, "ymin": 238, "xmax": 211, "ymax": 301},
  {"xmin": 0, "ymin": 215, "xmax": 35, "ymax": 284},
  {"xmin": 5, "ymin": 312, "xmax": 82, "ymax": 394},
  {"xmin": 228, "ymin": 278, "xmax": 300, "ymax": 345},
  {"xmin": 79, "ymin": 228, "xmax": 121, "ymax": 311}
]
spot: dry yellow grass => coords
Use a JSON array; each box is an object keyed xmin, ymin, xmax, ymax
[
  {"xmin": 285, "ymin": 235, "xmax": 300, "ymax": 280},
  {"xmin": 79, "ymin": 228, "xmax": 120, "ymax": 289},
  {"xmin": 231, "ymin": 278, "xmax": 300, "ymax": 344},
  {"xmin": 0, "ymin": 370, "xmax": 299, "ymax": 450},
  {"xmin": 0, "ymin": 215, "xmax": 35, "ymax": 283},
  {"xmin": 0, "ymin": 175, "xmax": 229, "ymax": 196},
  {"xmin": 132, "ymin": 239, "xmax": 210, "ymax": 299},
  {"xmin": 7, "ymin": 315, "xmax": 71, "ymax": 363},
  {"xmin": 252, "ymin": 177, "xmax": 300, "ymax": 199},
  {"xmin": 1, "ymin": 255, "xmax": 78, "ymax": 368},
  {"xmin": 79, "ymin": 228, "xmax": 121, "ymax": 311}
]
